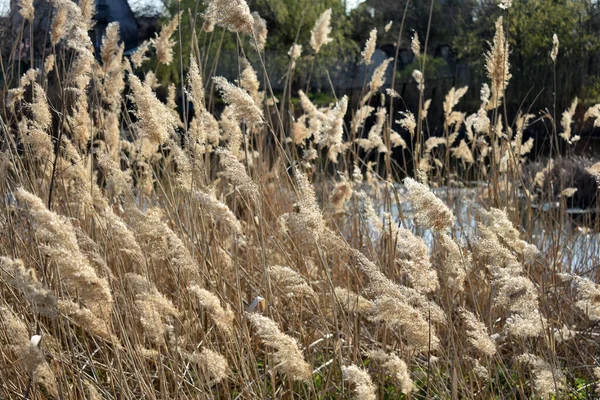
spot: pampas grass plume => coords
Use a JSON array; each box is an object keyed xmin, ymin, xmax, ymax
[
  {"xmin": 341, "ymin": 365, "xmax": 376, "ymax": 400},
  {"xmin": 310, "ymin": 8, "xmax": 333, "ymax": 54},
  {"xmin": 247, "ymin": 312, "xmax": 311, "ymax": 381}
]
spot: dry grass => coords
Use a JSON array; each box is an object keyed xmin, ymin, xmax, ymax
[{"xmin": 1, "ymin": 1, "xmax": 599, "ymax": 399}]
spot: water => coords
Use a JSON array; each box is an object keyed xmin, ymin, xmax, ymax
[{"xmin": 378, "ymin": 184, "xmax": 600, "ymax": 275}]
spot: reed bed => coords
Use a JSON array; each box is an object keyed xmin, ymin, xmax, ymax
[{"xmin": 1, "ymin": 0, "xmax": 599, "ymax": 398}]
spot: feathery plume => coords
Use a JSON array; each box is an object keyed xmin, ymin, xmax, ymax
[
  {"xmin": 194, "ymin": 190, "xmax": 244, "ymax": 235},
  {"xmin": 584, "ymin": 104, "xmax": 600, "ymax": 127},
  {"xmin": 213, "ymin": 76, "xmax": 263, "ymax": 126},
  {"xmin": 390, "ymin": 129, "xmax": 407, "ymax": 149},
  {"xmin": 68, "ymin": 47, "xmax": 94, "ymax": 91},
  {"xmin": 69, "ymin": 90, "xmax": 92, "ymax": 148},
  {"xmin": 154, "ymin": 13, "xmax": 180, "ymax": 65},
  {"xmin": 334, "ymin": 287, "xmax": 374, "ymax": 314},
  {"xmin": 518, "ymin": 354, "xmax": 565, "ymax": 399},
  {"xmin": 185, "ymin": 348, "xmax": 229, "ymax": 385},
  {"xmin": 101, "ymin": 22, "xmax": 120, "ymax": 66},
  {"xmin": 288, "ymin": 44, "xmax": 302, "ymax": 69},
  {"xmin": 251, "ymin": 11, "xmax": 267, "ymax": 51},
  {"xmin": 498, "ymin": 0, "xmax": 512, "ymax": 9},
  {"xmin": 412, "ymin": 69, "xmax": 424, "ymax": 92},
  {"xmin": 131, "ymin": 40, "xmax": 150, "ymax": 68},
  {"xmin": 363, "ymin": 58, "xmax": 393, "ymax": 102},
  {"xmin": 15, "ymin": 189, "xmax": 112, "ymax": 317},
  {"xmin": 128, "ymin": 73, "xmax": 178, "ymax": 157},
  {"xmin": 267, "ymin": 265, "xmax": 316, "ymax": 300},
  {"xmin": 51, "ymin": 5, "xmax": 68, "ymax": 45},
  {"xmin": 203, "ymin": 0, "xmax": 254, "ymax": 35},
  {"xmin": 310, "ymin": 9, "xmax": 333, "ymax": 54},
  {"xmin": 452, "ymin": 139, "xmax": 474, "ymax": 164},
  {"xmin": 187, "ymin": 56, "xmax": 205, "ymax": 109},
  {"xmin": 239, "ymin": 60, "xmax": 260, "ymax": 104},
  {"xmin": 58, "ymin": 300, "xmax": 119, "ymax": 342},
  {"xmin": 396, "ymin": 111, "xmax": 416, "ymax": 137},
  {"xmin": 362, "ymin": 194, "xmax": 438, "ymax": 292},
  {"xmin": 357, "ymin": 107, "xmax": 387, "ymax": 153},
  {"xmin": 279, "ymin": 168, "xmax": 343, "ymax": 251},
  {"xmin": 362, "ymin": 29, "xmax": 377, "ymax": 65},
  {"xmin": 96, "ymin": 147, "xmax": 132, "ymax": 198},
  {"xmin": 486, "ymin": 17, "xmax": 511, "ymax": 110},
  {"xmin": 44, "ymin": 54, "xmax": 55, "ymax": 74},
  {"xmin": 411, "ymin": 32, "xmax": 420, "ymax": 60},
  {"xmin": 370, "ymin": 294, "xmax": 439, "ymax": 351},
  {"xmin": 30, "ymin": 83, "xmax": 52, "ymax": 130},
  {"xmin": 443, "ymin": 86, "xmax": 469, "ymax": 120},
  {"xmin": 127, "ymin": 205, "xmax": 199, "ymax": 278},
  {"xmin": 0, "ymin": 257, "xmax": 57, "ymax": 317},
  {"xmin": 126, "ymin": 273, "xmax": 180, "ymax": 345},
  {"xmin": 438, "ymin": 233, "xmax": 470, "ymax": 292},
  {"xmin": 550, "ymin": 33, "xmax": 559, "ymax": 62},
  {"xmin": 460, "ymin": 308, "xmax": 496, "ymax": 356},
  {"xmin": 0, "ymin": 308, "xmax": 58, "ymax": 396},
  {"xmin": 330, "ymin": 179, "xmax": 352, "ymax": 212},
  {"xmin": 189, "ymin": 285, "xmax": 235, "ymax": 335},
  {"xmin": 366, "ymin": 350, "xmax": 414, "ymax": 394},
  {"xmin": 403, "ymin": 178, "xmax": 454, "ymax": 231},
  {"xmin": 561, "ymin": 187, "xmax": 578, "ymax": 198},
  {"xmin": 492, "ymin": 266, "xmax": 545, "ymax": 338},
  {"xmin": 385, "ymin": 21, "xmax": 393, "ymax": 32},
  {"xmin": 558, "ymin": 274, "xmax": 600, "ymax": 321},
  {"xmin": 18, "ymin": 0, "xmax": 34, "ymax": 22},
  {"xmin": 217, "ymin": 148, "xmax": 260, "ymax": 207},
  {"xmin": 79, "ymin": 0, "xmax": 95, "ymax": 29},
  {"xmin": 341, "ymin": 365, "xmax": 376, "ymax": 400},
  {"xmin": 560, "ymin": 97, "xmax": 579, "ymax": 144},
  {"xmin": 479, "ymin": 207, "xmax": 539, "ymax": 260},
  {"xmin": 247, "ymin": 313, "xmax": 311, "ymax": 381},
  {"xmin": 319, "ymin": 95, "xmax": 348, "ymax": 163},
  {"xmin": 352, "ymin": 105, "xmax": 374, "ymax": 132}
]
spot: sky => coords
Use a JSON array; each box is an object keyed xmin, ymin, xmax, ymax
[{"xmin": 346, "ymin": 0, "xmax": 365, "ymax": 13}]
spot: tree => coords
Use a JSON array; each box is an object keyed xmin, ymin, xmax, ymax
[{"xmin": 455, "ymin": 0, "xmax": 600, "ymax": 111}]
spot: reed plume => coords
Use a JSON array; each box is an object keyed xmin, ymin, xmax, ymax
[
  {"xmin": 517, "ymin": 354, "xmax": 565, "ymax": 399},
  {"xmin": 128, "ymin": 73, "xmax": 178, "ymax": 157},
  {"xmin": 460, "ymin": 308, "xmax": 496, "ymax": 356},
  {"xmin": 126, "ymin": 273, "xmax": 180, "ymax": 345},
  {"xmin": 213, "ymin": 76, "xmax": 263, "ymax": 126},
  {"xmin": 366, "ymin": 350, "xmax": 414, "ymax": 394},
  {"xmin": 251, "ymin": 11, "xmax": 267, "ymax": 51},
  {"xmin": 15, "ymin": 189, "xmax": 113, "ymax": 317},
  {"xmin": 362, "ymin": 29, "xmax": 377, "ymax": 65},
  {"xmin": 310, "ymin": 8, "xmax": 333, "ymax": 54},
  {"xmin": 288, "ymin": 44, "xmax": 302, "ymax": 69},
  {"xmin": 485, "ymin": 17, "xmax": 511, "ymax": 110},
  {"xmin": 267, "ymin": 265, "xmax": 316, "ymax": 301},
  {"xmin": 153, "ymin": 13, "xmax": 180, "ymax": 65},
  {"xmin": 246, "ymin": 312, "xmax": 311, "ymax": 381},
  {"xmin": 185, "ymin": 348, "xmax": 230, "ymax": 385},
  {"xmin": 0, "ymin": 257, "xmax": 57, "ymax": 317},
  {"xmin": 334, "ymin": 287, "xmax": 374, "ymax": 314},
  {"xmin": 403, "ymin": 178, "xmax": 455, "ymax": 232},
  {"xmin": 341, "ymin": 365, "xmax": 376, "ymax": 400},
  {"xmin": 189, "ymin": 285, "xmax": 235, "ymax": 336},
  {"xmin": 560, "ymin": 97, "xmax": 580, "ymax": 144},
  {"xmin": 203, "ymin": 0, "xmax": 254, "ymax": 35}
]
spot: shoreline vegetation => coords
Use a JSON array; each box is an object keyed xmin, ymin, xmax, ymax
[{"xmin": 1, "ymin": 0, "xmax": 599, "ymax": 398}]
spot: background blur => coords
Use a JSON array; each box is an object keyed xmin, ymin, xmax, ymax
[{"xmin": 3, "ymin": 0, "xmax": 600, "ymax": 151}]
